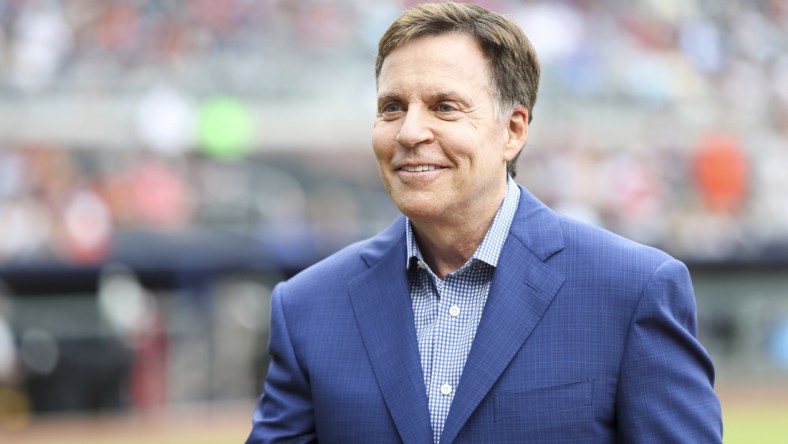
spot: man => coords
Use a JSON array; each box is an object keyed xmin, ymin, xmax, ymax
[{"xmin": 247, "ymin": 2, "xmax": 722, "ymax": 443}]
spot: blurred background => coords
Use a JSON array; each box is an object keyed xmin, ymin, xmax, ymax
[{"xmin": 0, "ymin": 0, "xmax": 786, "ymax": 442}]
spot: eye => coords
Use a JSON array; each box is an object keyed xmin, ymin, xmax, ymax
[
  {"xmin": 435, "ymin": 102, "xmax": 457, "ymax": 113},
  {"xmin": 380, "ymin": 102, "xmax": 403, "ymax": 114}
]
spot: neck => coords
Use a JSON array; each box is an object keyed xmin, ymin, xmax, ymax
[
  {"xmin": 410, "ymin": 221, "xmax": 487, "ymax": 279},
  {"xmin": 410, "ymin": 185, "xmax": 506, "ymax": 279}
]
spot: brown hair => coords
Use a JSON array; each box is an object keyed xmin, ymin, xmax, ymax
[{"xmin": 375, "ymin": 2, "xmax": 540, "ymax": 178}]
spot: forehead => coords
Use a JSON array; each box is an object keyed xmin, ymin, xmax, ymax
[{"xmin": 377, "ymin": 33, "xmax": 492, "ymax": 95}]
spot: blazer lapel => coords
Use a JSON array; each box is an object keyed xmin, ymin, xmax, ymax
[
  {"xmin": 349, "ymin": 218, "xmax": 433, "ymax": 444},
  {"xmin": 440, "ymin": 186, "xmax": 567, "ymax": 443}
]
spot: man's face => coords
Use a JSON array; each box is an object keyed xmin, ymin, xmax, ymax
[{"xmin": 373, "ymin": 33, "xmax": 524, "ymax": 224}]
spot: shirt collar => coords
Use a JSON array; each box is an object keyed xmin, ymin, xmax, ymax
[{"xmin": 406, "ymin": 176, "xmax": 521, "ymax": 269}]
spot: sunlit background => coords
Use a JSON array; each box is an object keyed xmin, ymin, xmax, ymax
[{"xmin": 1, "ymin": 0, "xmax": 787, "ymax": 442}]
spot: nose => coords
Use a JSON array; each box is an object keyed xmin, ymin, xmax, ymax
[{"xmin": 396, "ymin": 107, "xmax": 434, "ymax": 148}]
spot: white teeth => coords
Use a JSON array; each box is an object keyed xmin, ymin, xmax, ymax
[{"xmin": 403, "ymin": 165, "xmax": 437, "ymax": 172}]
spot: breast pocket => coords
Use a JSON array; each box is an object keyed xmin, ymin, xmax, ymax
[{"xmin": 494, "ymin": 379, "xmax": 594, "ymax": 422}]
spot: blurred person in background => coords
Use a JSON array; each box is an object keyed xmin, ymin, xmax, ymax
[
  {"xmin": 247, "ymin": 2, "xmax": 721, "ymax": 443},
  {"xmin": 0, "ymin": 284, "xmax": 18, "ymax": 385}
]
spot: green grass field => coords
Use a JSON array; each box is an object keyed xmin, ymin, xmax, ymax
[
  {"xmin": 723, "ymin": 406, "xmax": 788, "ymax": 444},
  {"xmin": 719, "ymin": 384, "xmax": 788, "ymax": 444}
]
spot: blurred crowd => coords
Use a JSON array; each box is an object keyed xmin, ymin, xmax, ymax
[
  {"xmin": 0, "ymin": 147, "xmax": 386, "ymax": 270},
  {"xmin": 0, "ymin": 0, "xmax": 787, "ymax": 269}
]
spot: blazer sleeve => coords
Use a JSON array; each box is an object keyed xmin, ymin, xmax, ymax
[
  {"xmin": 616, "ymin": 258, "xmax": 723, "ymax": 443},
  {"xmin": 246, "ymin": 283, "xmax": 317, "ymax": 444}
]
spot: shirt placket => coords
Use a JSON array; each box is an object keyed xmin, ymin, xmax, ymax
[{"xmin": 428, "ymin": 274, "xmax": 466, "ymax": 442}]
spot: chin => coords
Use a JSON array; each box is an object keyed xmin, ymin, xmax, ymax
[{"xmin": 392, "ymin": 198, "xmax": 441, "ymax": 221}]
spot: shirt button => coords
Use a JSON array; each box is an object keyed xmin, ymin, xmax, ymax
[
  {"xmin": 449, "ymin": 305, "xmax": 460, "ymax": 317},
  {"xmin": 417, "ymin": 260, "xmax": 426, "ymax": 269},
  {"xmin": 440, "ymin": 384, "xmax": 452, "ymax": 396}
]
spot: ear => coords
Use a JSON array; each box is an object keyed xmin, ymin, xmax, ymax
[{"xmin": 503, "ymin": 105, "xmax": 528, "ymax": 162}]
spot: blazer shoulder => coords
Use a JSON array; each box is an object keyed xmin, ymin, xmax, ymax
[
  {"xmin": 554, "ymin": 212, "xmax": 681, "ymax": 286},
  {"xmin": 281, "ymin": 216, "xmax": 405, "ymax": 296},
  {"xmin": 512, "ymin": 184, "xmax": 673, "ymax": 272}
]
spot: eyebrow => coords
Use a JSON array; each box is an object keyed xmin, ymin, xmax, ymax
[
  {"xmin": 377, "ymin": 92, "xmax": 401, "ymax": 106},
  {"xmin": 428, "ymin": 91, "xmax": 465, "ymax": 102},
  {"xmin": 376, "ymin": 90, "xmax": 468, "ymax": 106}
]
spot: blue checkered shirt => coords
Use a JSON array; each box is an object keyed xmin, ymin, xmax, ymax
[{"xmin": 406, "ymin": 177, "xmax": 520, "ymax": 443}]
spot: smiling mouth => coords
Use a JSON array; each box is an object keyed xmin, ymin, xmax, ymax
[{"xmin": 400, "ymin": 165, "xmax": 441, "ymax": 172}]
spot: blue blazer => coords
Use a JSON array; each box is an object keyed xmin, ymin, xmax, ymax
[{"xmin": 247, "ymin": 185, "xmax": 722, "ymax": 443}]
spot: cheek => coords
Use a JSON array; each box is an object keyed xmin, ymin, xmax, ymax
[{"xmin": 371, "ymin": 126, "xmax": 393, "ymax": 158}]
